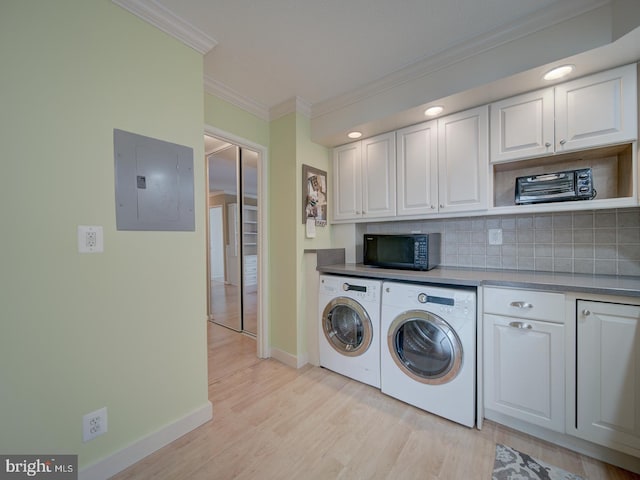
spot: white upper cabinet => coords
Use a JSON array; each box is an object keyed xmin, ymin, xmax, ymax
[
  {"xmin": 491, "ymin": 88, "xmax": 555, "ymax": 163},
  {"xmin": 437, "ymin": 105, "xmax": 489, "ymax": 213},
  {"xmin": 490, "ymin": 63, "xmax": 637, "ymax": 163},
  {"xmin": 396, "ymin": 120, "xmax": 438, "ymax": 216},
  {"xmin": 361, "ymin": 133, "xmax": 396, "ymax": 219},
  {"xmin": 555, "ymin": 64, "xmax": 637, "ymax": 153},
  {"xmin": 332, "ymin": 132, "xmax": 396, "ymax": 222},
  {"xmin": 332, "ymin": 141, "xmax": 362, "ymax": 221},
  {"xmin": 333, "ymin": 64, "xmax": 638, "ymax": 221}
]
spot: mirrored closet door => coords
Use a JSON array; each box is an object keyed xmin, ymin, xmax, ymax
[{"xmin": 206, "ymin": 135, "xmax": 259, "ymax": 335}]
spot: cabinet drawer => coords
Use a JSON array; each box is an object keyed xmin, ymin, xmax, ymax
[{"xmin": 484, "ymin": 287, "xmax": 564, "ymax": 323}]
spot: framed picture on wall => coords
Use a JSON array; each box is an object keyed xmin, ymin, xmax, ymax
[{"xmin": 302, "ymin": 164, "xmax": 327, "ymax": 226}]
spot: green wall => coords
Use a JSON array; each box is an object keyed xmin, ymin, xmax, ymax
[
  {"xmin": 268, "ymin": 113, "xmax": 330, "ymax": 359},
  {"xmin": 0, "ymin": 0, "xmax": 208, "ymax": 469},
  {"xmin": 204, "ymin": 94, "xmax": 270, "ymax": 147},
  {"xmin": 268, "ymin": 114, "xmax": 299, "ymax": 354},
  {"xmin": 204, "ymin": 96, "xmax": 331, "ymax": 361}
]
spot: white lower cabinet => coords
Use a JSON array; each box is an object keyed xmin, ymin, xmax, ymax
[
  {"xmin": 484, "ymin": 287, "xmax": 565, "ymax": 432},
  {"xmin": 574, "ymin": 300, "xmax": 640, "ymax": 455}
]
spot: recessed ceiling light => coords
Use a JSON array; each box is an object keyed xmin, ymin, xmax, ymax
[
  {"xmin": 424, "ymin": 105, "xmax": 444, "ymax": 117},
  {"xmin": 543, "ymin": 65, "xmax": 574, "ymax": 81},
  {"xmin": 347, "ymin": 131, "xmax": 362, "ymax": 139}
]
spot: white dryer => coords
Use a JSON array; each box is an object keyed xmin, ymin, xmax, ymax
[
  {"xmin": 381, "ymin": 281, "xmax": 476, "ymax": 427},
  {"xmin": 318, "ymin": 275, "xmax": 382, "ymax": 388}
]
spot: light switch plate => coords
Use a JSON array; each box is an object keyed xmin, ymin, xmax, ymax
[
  {"xmin": 78, "ymin": 225, "xmax": 104, "ymax": 253},
  {"xmin": 488, "ymin": 228, "xmax": 503, "ymax": 245}
]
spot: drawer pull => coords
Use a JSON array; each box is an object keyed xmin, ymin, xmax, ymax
[
  {"xmin": 510, "ymin": 301, "xmax": 533, "ymax": 309},
  {"xmin": 509, "ymin": 321, "xmax": 533, "ymax": 330}
]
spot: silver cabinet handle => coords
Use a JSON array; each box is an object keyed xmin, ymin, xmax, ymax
[
  {"xmin": 545, "ymin": 142, "xmax": 551, "ymax": 148},
  {"xmin": 559, "ymin": 139, "xmax": 567, "ymax": 145},
  {"xmin": 510, "ymin": 301, "xmax": 533, "ymax": 309},
  {"xmin": 509, "ymin": 321, "xmax": 533, "ymax": 330},
  {"xmin": 582, "ymin": 309, "xmax": 591, "ymax": 316}
]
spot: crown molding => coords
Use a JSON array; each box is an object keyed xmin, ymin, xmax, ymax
[
  {"xmin": 112, "ymin": 0, "xmax": 217, "ymax": 54},
  {"xmin": 269, "ymin": 97, "xmax": 312, "ymax": 121},
  {"xmin": 311, "ymin": 0, "xmax": 610, "ymax": 118},
  {"xmin": 204, "ymin": 75, "xmax": 270, "ymax": 121}
]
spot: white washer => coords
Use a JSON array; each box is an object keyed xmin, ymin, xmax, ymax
[
  {"xmin": 381, "ymin": 281, "xmax": 476, "ymax": 427},
  {"xmin": 318, "ymin": 275, "xmax": 382, "ymax": 388}
]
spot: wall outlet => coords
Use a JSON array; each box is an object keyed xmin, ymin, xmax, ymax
[
  {"xmin": 78, "ymin": 225, "xmax": 104, "ymax": 253},
  {"xmin": 488, "ymin": 228, "xmax": 503, "ymax": 245},
  {"xmin": 83, "ymin": 407, "xmax": 108, "ymax": 442}
]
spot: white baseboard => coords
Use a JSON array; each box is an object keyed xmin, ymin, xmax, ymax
[
  {"xmin": 79, "ymin": 401, "xmax": 213, "ymax": 480},
  {"xmin": 270, "ymin": 347, "xmax": 307, "ymax": 369}
]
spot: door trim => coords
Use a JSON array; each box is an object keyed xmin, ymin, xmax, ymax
[{"xmin": 205, "ymin": 125, "xmax": 269, "ymax": 359}]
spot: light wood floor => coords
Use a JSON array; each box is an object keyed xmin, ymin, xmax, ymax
[{"xmin": 112, "ymin": 323, "xmax": 639, "ymax": 479}]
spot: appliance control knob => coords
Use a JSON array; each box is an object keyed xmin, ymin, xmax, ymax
[
  {"xmin": 418, "ymin": 293, "xmax": 428, "ymax": 303},
  {"xmin": 342, "ymin": 283, "xmax": 350, "ymax": 291}
]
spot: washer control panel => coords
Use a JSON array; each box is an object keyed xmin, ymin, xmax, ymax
[{"xmin": 319, "ymin": 275, "xmax": 381, "ymax": 303}]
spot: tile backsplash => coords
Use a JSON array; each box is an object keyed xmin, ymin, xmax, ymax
[{"xmin": 365, "ymin": 208, "xmax": 640, "ymax": 276}]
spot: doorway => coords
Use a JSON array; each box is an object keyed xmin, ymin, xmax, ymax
[{"xmin": 205, "ymin": 133, "xmax": 261, "ymax": 338}]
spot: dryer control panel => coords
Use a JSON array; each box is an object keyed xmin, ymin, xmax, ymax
[{"xmin": 383, "ymin": 282, "xmax": 475, "ymax": 320}]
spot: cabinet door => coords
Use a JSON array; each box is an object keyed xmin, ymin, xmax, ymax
[
  {"xmin": 361, "ymin": 132, "xmax": 396, "ymax": 219},
  {"xmin": 484, "ymin": 314, "xmax": 565, "ymax": 432},
  {"xmin": 332, "ymin": 142, "xmax": 362, "ymax": 221},
  {"xmin": 438, "ymin": 106, "xmax": 488, "ymax": 213},
  {"xmin": 576, "ymin": 300, "xmax": 640, "ymax": 453},
  {"xmin": 490, "ymin": 88, "xmax": 554, "ymax": 163},
  {"xmin": 555, "ymin": 64, "xmax": 637, "ymax": 153},
  {"xmin": 396, "ymin": 121, "xmax": 438, "ymax": 216}
]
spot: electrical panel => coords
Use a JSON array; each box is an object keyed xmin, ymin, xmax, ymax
[{"xmin": 114, "ymin": 129, "xmax": 195, "ymax": 231}]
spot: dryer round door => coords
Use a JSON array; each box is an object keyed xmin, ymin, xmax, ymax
[
  {"xmin": 387, "ymin": 309, "xmax": 462, "ymax": 385},
  {"xmin": 322, "ymin": 297, "xmax": 373, "ymax": 357}
]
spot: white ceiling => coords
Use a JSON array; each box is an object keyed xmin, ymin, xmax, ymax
[
  {"xmin": 115, "ymin": 0, "xmax": 640, "ymax": 145},
  {"xmin": 124, "ymin": 0, "xmax": 602, "ymax": 106},
  {"xmin": 164, "ymin": 0, "xmax": 584, "ymax": 106}
]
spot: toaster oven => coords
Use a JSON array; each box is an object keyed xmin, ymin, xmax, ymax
[{"xmin": 515, "ymin": 168, "xmax": 596, "ymax": 205}]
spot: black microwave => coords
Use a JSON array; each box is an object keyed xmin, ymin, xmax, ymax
[{"xmin": 363, "ymin": 233, "xmax": 441, "ymax": 271}]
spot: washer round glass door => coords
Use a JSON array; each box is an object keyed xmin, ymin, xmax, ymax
[
  {"xmin": 322, "ymin": 297, "xmax": 373, "ymax": 357},
  {"xmin": 388, "ymin": 310, "xmax": 462, "ymax": 385}
]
